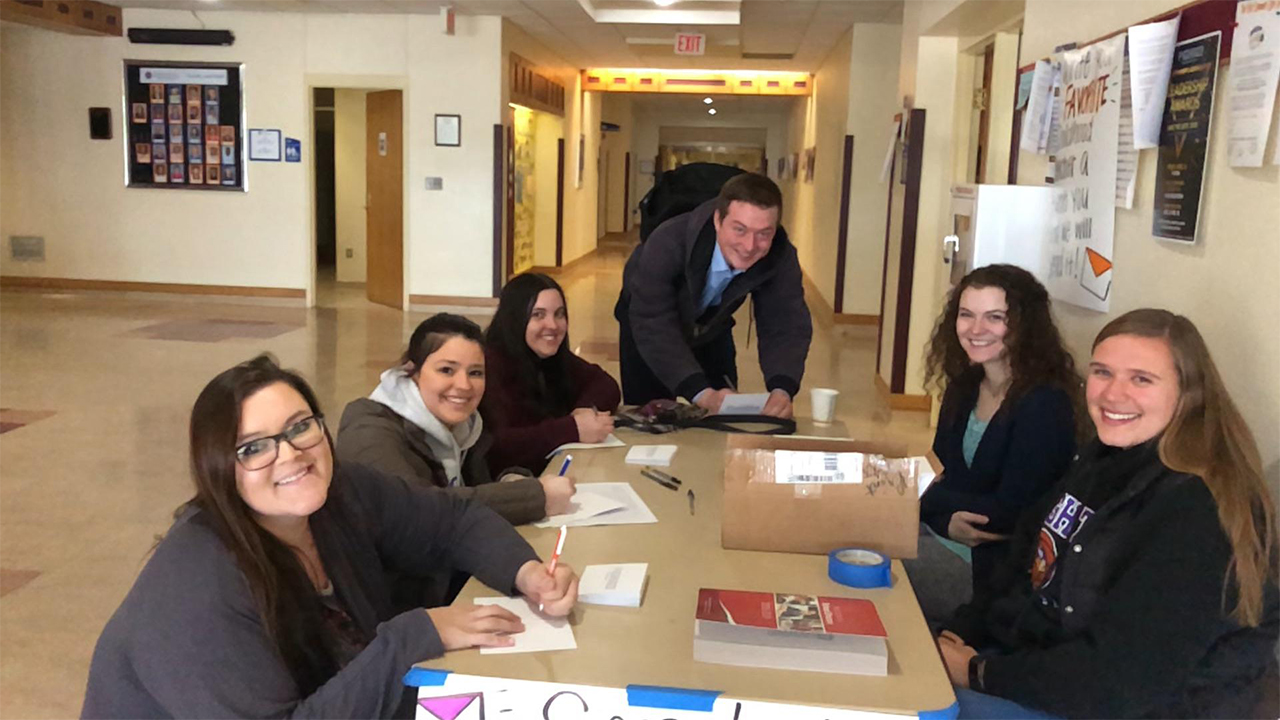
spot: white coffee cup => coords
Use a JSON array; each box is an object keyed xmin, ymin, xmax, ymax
[{"xmin": 811, "ymin": 388, "xmax": 839, "ymax": 424}]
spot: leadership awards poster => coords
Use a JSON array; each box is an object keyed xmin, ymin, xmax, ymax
[
  {"xmin": 1046, "ymin": 34, "xmax": 1124, "ymax": 312},
  {"xmin": 1153, "ymin": 32, "xmax": 1221, "ymax": 243}
]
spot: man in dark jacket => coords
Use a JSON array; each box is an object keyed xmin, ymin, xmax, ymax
[{"xmin": 614, "ymin": 172, "xmax": 812, "ymax": 417}]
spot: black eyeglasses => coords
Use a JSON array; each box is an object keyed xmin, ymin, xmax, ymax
[{"xmin": 234, "ymin": 415, "xmax": 326, "ymax": 471}]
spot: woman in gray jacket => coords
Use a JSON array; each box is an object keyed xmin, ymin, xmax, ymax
[
  {"xmin": 82, "ymin": 355, "xmax": 577, "ymax": 719},
  {"xmin": 337, "ymin": 314, "xmax": 575, "ymax": 525}
]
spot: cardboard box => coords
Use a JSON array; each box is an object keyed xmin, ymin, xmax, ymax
[{"xmin": 721, "ymin": 434, "xmax": 921, "ymax": 558}]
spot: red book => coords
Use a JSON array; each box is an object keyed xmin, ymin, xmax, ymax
[{"xmin": 693, "ymin": 589, "xmax": 888, "ymax": 676}]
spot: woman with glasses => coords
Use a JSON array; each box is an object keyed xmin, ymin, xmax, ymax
[
  {"xmin": 481, "ymin": 273, "xmax": 620, "ymax": 474},
  {"xmin": 337, "ymin": 313, "xmax": 575, "ymax": 522},
  {"xmin": 81, "ymin": 355, "xmax": 578, "ymax": 718}
]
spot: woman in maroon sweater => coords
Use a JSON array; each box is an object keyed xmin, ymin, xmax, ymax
[{"xmin": 481, "ymin": 273, "xmax": 622, "ymax": 473}]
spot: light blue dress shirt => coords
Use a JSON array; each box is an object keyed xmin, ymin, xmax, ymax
[{"xmin": 697, "ymin": 243, "xmax": 745, "ymax": 313}]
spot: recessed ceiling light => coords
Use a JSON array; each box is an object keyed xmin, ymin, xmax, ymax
[
  {"xmin": 708, "ymin": 108, "xmax": 717, "ymax": 115},
  {"xmin": 653, "ymin": 0, "xmax": 678, "ymax": 7},
  {"xmin": 703, "ymin": 97, "xmax": 713, "ymax": 104}
]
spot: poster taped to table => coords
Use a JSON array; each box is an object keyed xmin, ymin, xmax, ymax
[{"xmin": 409, "ymin": 670, "xmax": 952, "ymax": 719}]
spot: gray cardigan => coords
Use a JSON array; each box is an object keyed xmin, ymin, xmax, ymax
[
  {"xmin": 615, "ymin": 199, "xmax": 813, "ymax": 400},
  {"xmin": 81, "ymin": 464, "xmax": 538, "ymax": 719}
]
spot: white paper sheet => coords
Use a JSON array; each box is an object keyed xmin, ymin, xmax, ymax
[
  {"xmin": 473, "ymin": 597, "xmax": 577, "ymax": 654},
  {"xmin": 912, "ymin": 456, "xmax": 938, "ymax": 498},
  {"xmin": 546, "ymin": 433, "xmax": 626, "ymax": 458},
  {"xmin": 1116, "ymin": 59, "xmax": 1139, "ymax": 209},
  {"xmin": 1128, "ymin": 16, "xmax": 1180, "ymax": 149},
  {"xmin": 1227, "ymin": 3, "xmax": 1280, "ymax": 167},
  {"xmin": 1020, "ymin": 60, "xmax": 1056, "ymax": 154},
  {"xmin": 534, "ymin": 482, "xmax": 657, "ymax": 527},
  {"xmin": 880, "ymin": 119, "xmax": 900, "ymax": 182},
  {"xmin": 773, "ymin": 450, "xmax": 864, "ymax": 484},
  {"xmin": 537, "ymin": 489, "xmax": 626, "ymax": 526},
  {"xmin": 717, "ymin": 393, "xmax": 769, "ymax": 415}
]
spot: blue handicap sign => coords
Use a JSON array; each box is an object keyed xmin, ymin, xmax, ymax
[{"xmin": 285, "ymin": 137, "xmax": 301, "ymax": 163}]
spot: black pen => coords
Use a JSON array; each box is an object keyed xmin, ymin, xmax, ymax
[
  {"xmin": 640, "ymin": 468, "xmax": 678, "ymax": 490},
  {"xmin": 645, "ymin": 467, "xmax": 682, "ymax": 486},
  {"xmin": 687, "ymin": 489, "xmax": 696, "ymax": 515}
]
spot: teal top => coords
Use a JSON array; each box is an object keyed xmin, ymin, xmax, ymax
[{"xmin": 962, "ymin": 409, "xmax": 990, "ymax": 468}]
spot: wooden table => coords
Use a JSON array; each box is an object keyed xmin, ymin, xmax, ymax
[{"xmin": 413, "ymin": 424, "xmax": 956, "ymax": 717}]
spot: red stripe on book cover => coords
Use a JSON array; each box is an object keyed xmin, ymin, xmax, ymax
[{"xmin": 696, "ymin": 589, "xmax": 886, "ymax": 637}]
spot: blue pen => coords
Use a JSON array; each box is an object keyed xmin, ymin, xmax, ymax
[{"xmin": 557, "ymin": 454, "xmax": 573, "ymax": 476}]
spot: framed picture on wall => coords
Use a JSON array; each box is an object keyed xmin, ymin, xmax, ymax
[
  {"xmin": 124, "ymin": 60, "xmax": 245, "ymax": 191},
  {"xmin": 435, "ymin": 114, "xmax": 461, "ymax": 146}
]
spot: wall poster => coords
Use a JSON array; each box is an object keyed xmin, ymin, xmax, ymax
[
  {"xmin": 124, "ymin": 61, "xmax": 244, "ymax": 191},
  {"xmin": 1044, "ymin": 34, "xmax": 1125, "ymax": 312},
  {"xmin": 1152, "ymin": 32, "xmax": 1221, "ymax": 243}
]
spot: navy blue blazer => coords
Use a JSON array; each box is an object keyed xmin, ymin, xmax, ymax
[{"xmin": 921, "ymin": 378, "xmax": 1076, "ymax": 590}]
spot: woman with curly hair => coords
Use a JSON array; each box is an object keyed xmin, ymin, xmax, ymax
[{"xmin": 917, "ymin": 264, "xmax": 1084, "ymax": 601}]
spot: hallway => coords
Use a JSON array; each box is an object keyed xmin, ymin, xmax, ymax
[{"xmin": 0, "ymin": 235, "xmax": 930, "ymax": 719}]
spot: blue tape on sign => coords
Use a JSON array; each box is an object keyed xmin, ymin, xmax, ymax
[
  {"xmin": 626, "ymin": 684, "xmax": 721, "ymax": 712},
  {"xmin": 828, "ymin": 547, "xmax": 892, "ymax": 588},
  {"xmin": 919, "ymin": 700, "xmax": 960, "ymax": 720},
  {"xmin": 402, "ymin": 667, "xmax": 451, "ymax": 687}
]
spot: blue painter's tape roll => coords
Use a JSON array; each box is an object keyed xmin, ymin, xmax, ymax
[
  {"xmin": 828, "ymin": 547, "xmax": 892, "ymax": 588},
  {"xmin": 626, "ymin": 684, "xmax": 721, "ymax": 712}
]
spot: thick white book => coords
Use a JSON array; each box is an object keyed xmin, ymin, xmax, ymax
[
  {"xmin": 624, "ymin": 445, "xmax": 677, "ymax": 466},
  {"xmin": 577, "ymin": 563, "xmax": 649, "ymax": 608}
]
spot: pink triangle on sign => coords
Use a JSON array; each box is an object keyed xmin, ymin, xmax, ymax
[{"xmin": 417, "ymin": 693, "xmax": 481, "ymax": 720}]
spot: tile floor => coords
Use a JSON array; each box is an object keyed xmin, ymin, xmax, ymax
[{"xmin": 0, "ymin": 232, "xmax": 932, "ymax": 718}]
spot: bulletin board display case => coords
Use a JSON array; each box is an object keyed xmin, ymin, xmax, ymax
[{"xmin": 123, "ymin": 60, "xmax": 245, "ymax": 191}]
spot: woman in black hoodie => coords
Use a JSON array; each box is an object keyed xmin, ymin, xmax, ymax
[{"xmin": 936, "ymin": 309, "xmax": 1278, "ymax": 719}]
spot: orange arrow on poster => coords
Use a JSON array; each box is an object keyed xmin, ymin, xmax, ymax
[{"xmin": 1085, "ymin": 247, "xmax": 1113, "ymax": 277}]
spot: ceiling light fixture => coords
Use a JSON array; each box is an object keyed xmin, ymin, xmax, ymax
[
  {"xmin": 703, "ymin": 97, "xmax": 713, "ymax": 104},
  {"xmin": 708, "ymin": 108, "xmax": 717, "ymax": 115},
  {"xmin": 653, "ymin": 0, "xmax": 678, "ymax": 6}
]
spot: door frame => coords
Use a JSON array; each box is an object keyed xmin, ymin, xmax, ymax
[{"xmin": 305, "ymin": 75, "xmax": 409, "ymax": 309}]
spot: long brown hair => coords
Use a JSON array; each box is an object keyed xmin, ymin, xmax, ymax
[
  {"xmin": 184, "ymin": 354, "xmax": 338, "ymax": 693},
  {"xmin": 1094, "ymin": 309, "xmax": 1277, "ymax": 626},
  {"xmin": 486, "ymin": 273, "xmax": 575, "ymax": 416},
  {"xmin": 924, "ymin": 264, "xmax": 1084, "ymax": 428}
]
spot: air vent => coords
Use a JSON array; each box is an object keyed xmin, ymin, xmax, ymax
[
  {"xmin": 741, "ymin": 52, "xmax": 794, "ymax": 60},
  {"xmin": 10, "ymin": 236, "xmax": 45, "ymax": 262}
]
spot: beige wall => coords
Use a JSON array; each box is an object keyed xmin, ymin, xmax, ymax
[
  {"xmin": 0, "ymin": 9, "xmax": 505, "ymax": 304},
  {"xmin": 333, "ymin": 89, "xmax": 367, "ymax": 283},
  {"xmin": 1018, "ymin": 0, "xmax": 1280, "ymax": 474},
  {"xmin": 532, "ymin": 110, "xmax": 562, "ymax": 268},
  {"xmin": 843, "ymin": 23, "xmax": 904, "ymax": 316},
  {"xmin": 601, "ymin": 93, "xmax": 634, "ymax": 234}
]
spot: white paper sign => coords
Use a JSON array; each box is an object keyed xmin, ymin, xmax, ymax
[
  {"xmin": 139, "ymin": 67, "xmax": 229, "ymax": 85},
  {"xmin": 1046, "ymin": 35, "xmax": 1126, "ymax": 312},
  {"xmin": 1128, "ymin": 17, "xmax": 1180, "ymax": 149},
  {"xmin": 1020, "ymin": 60, "xmax": 1057, "ymax": 154},
  {"xmin": 1227, "ymin": 2, "xmax": 1280, "ymax": 166}
]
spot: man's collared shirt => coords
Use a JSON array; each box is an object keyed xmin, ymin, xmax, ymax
[{"xmin": 697, "ymin": 242, "xmax": 744, "ymax": 313}]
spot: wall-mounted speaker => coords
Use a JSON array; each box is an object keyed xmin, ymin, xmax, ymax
[{"xmin": 127, "ymin": 28, "xmax": 235, "ymax": 46}]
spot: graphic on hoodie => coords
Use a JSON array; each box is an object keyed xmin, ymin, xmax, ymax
[{"xmin": 1032, "ymin": 491, "xmax": 1095, "ymax": 590}]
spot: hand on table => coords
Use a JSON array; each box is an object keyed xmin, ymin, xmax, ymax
[
  {"xmin": 761, "ymin": 389, "xmax": 794, "ymax": 419},
  {"xmin": 425, "ymin": 603, "xmax": 525, "ymax": 650},
  {"xmin": 693, "ymin": 388, "xmax": 732, "ymax": 414},
  {"xmin": 936, "ymin": 630, "xmax": 977, "ymax": 688},
  {"xmin": 515, "ymin": 559, "xmax": 579, "ymax": 617},
  {"xmin": 572, "ymin": 407, "xmax": 615, "ymax": 443},
  {"xmin": 947, "ymin": 511, "xmax": 1010, "ymax": 547},
  {"xmin": 538, "ymin": 474, "xmax": 576, "ymax": 516}
]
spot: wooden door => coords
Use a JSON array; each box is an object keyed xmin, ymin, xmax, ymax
[{"xmin": 365, "ymin": 90, "xmax": 403, "ymax": 309}]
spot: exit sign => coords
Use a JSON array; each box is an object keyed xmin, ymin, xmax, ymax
[{"xmin": 675, "ymin": 32, "xmax": 705, "ymax": 56}]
